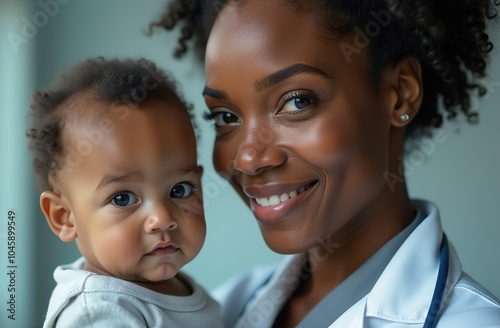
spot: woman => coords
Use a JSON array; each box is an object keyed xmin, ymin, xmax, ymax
[{"xmin": 154, "ymin": 0, "xmax": 500, "ymax": 327}]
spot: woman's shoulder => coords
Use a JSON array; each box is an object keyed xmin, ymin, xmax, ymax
[{"xmin": 439, "ymin": 272, "xmax": 500, "ymax": 325}]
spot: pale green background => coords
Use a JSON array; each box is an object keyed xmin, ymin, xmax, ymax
[{"xmin": 0, "ymin": 0, "xmax": 499, "ymax": 327}]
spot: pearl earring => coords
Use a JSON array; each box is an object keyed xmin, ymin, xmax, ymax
[{"xmin": 400, "ymin": 113, "xmax": 410, "ymax": 122}]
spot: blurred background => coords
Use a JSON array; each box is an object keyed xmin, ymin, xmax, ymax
[{"xmin": 0, "ymin": 0, "xmax": 499, "ymax": 326}]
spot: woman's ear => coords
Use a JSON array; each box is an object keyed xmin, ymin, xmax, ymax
[
  {"xmin": 384, "ymin": 56, "xmax": 423, "ymax": 127},
  {"xmin": 40, "ymin": 191, "xmax": 77, "ymax": 242}
]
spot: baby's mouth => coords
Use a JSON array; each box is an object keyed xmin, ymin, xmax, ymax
[{"xmin": 147, "ymin": 243, "xmax": 179, "ymax": 256}]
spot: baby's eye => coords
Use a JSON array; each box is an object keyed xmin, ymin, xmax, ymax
[
  {"xmin": 111, "ymin": 192, "xmax": 139, "ymax": 207},
  {"xmin": 170, "ymin": 182, "xmax": 194, "ymax": 199},
  {"xmin": 204, "ymin": 111, "xmax": 241, "ymax": 127}
]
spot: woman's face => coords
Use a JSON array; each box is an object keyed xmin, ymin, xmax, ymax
[{"xmin": 204, "ymin": 0, "xmax": 398, "ymax": 253}]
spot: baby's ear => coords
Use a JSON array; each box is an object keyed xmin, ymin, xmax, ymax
[{"xmin": 40, "ymin": 191, "xmax": 77, "ymax": 242}]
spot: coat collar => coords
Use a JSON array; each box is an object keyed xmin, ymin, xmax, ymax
[
  {"xmin": 364, "ymin": 200, "xmax": 462, "ymax": 324},
  {"xmin": 235, "ymin": 200, "xmax": 463, "ymax": 327}
]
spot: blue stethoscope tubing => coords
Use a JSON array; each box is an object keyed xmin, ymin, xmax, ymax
[{"xmin": 423, "ymin": 233, "xmax": 450, "ymax": 328}]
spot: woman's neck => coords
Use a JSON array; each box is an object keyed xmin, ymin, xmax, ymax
[{"xmin": 304, "ymin": 183, "xmax": 415, "ymax": 305}]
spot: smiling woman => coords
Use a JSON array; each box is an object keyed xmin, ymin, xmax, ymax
[
  {"xmin": 205, "ymin": 23, "xmax": 402, "ymax": 255},
  {"xmin": 155, "ymin": 0, "xmax": 500, "ymax": 327}
]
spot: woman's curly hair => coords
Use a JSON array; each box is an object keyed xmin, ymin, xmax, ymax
[
  {"xmin": 27, "ymin": 57, "xmax": 195, "ymax": 191},
  {"xmin": 152, "ymin": 0, "xmax": 498, "ymax": 141}
]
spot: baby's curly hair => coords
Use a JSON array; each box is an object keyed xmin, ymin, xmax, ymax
[
  {"xmin": 152, "ymin": 0, "xmax": 498, "ymax": 141},
  {"xmin": 27, "ymin": 57, "xmax": 195, "ymax": 191}
]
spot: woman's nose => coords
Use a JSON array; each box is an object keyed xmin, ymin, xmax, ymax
[
  {"xmin": 144, "ymin": 203, "xmax": 178, "ymax": 233},
  {"xmin": 233, "ymin": 128, "xmax": 286, "ymax": 176}
]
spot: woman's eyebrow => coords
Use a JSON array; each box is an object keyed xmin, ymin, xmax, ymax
[
  {"xmin": 255, "ymin": 63, "xmax": 333, "ymax": 92},
  {"xmin": 202, "ymin": 87, "xmax": 229, "ymax": 100},
  {"xmin": 202, "ymin": 63, "xmax": 333, "ymax": 99}
]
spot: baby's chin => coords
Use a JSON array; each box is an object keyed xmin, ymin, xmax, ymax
[
  {"xmin": 128, "ymin": 263, "xmax": 180, "ymax": 283},
  {"xmin": 84, "ymin": 259, "xmax": 181, "ymax": 284},
  {"xmin": 129, "ymin": 272, "xmax": 177, "ymax": 284},
  {"xmin": 127, "ymin": 270, "xmax": 192, "ymax": 296}
]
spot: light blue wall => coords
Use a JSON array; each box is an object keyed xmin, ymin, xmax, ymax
[
  {"xmin": 0, "ymin": 1, "xmax": 36, "ymax": 327},
  {"xmin": 1, "ymin": 0, "xmax": 499, "ymax": 326}
]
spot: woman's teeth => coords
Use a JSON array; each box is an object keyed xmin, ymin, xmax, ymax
[{"xmin": 255, "ymin": 186, "xmax": 307, "ymax": 207}]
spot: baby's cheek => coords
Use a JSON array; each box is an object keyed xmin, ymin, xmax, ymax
[
  {"xmin": 178, "ymin": 195, "xmax": 205, "ymax": 220},
  {"xmin": 104, "ymin": 226, "xmax": 142, "ymax": 260},
  {"xmin": 181, "ymin": 214, "xmax": 206, "ymax": 261}
]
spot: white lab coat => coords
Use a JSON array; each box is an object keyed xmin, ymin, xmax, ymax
[{"xmin": 213, "ymin": 200, "xmax": 500, "ymax": 327}]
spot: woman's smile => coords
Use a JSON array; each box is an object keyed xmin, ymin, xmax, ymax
[{"xmin": 244, "ymin": 180, "xmax": 318, "ymax": 223}]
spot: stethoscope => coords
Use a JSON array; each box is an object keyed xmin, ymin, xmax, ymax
[{"xmin": 423, "ymin": 233, "xmax": 450, "ymax": 328}]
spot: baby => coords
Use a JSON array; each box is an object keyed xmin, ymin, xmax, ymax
[{"xmin": 27, "ymin": 57, "xmax": 223, "ymax": 328}]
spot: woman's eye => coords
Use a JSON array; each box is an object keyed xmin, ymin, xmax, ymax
[
  {"xmin": 281, "ymin": 93, "xmax": 316, "ymax": 114},
  {"xmin": 111, "ymin": 192, "xmax": 138, "ymax": 207},
  {"xmin": 217, "ymin": 112, "xmax": 240, "ymax": 126},
  {"xmin": 204, "ymin": 111, "xmax": 241, "ymax": 127},
  {"xmin": 170, "ymin": 183, "xmax": 194, "ymax": 198}
]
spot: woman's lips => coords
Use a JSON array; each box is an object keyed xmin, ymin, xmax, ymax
[
  {"xmin": 254, "ymin": 182, "xmax": 316, "ymax": 206},
  {"xmin": 248, "ymin": 181, "xmax": 317, "ymax": 223}
]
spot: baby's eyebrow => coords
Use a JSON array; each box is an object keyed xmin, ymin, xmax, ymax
[
  {"xmin": 95, "ymin": 172, "xmax": 142, "ymax": 190},
  {"xmin": 255, "ymin": 63, "xmax": 333, "ymax": 92},
  {"xmin": 173, "ymin": 166, "xmax": 200, "ymax": 176}
]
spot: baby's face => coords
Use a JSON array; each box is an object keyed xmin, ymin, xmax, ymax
[{"xmin": 59, "ymin": 98, "xmax": 205, "ymax": 283}]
